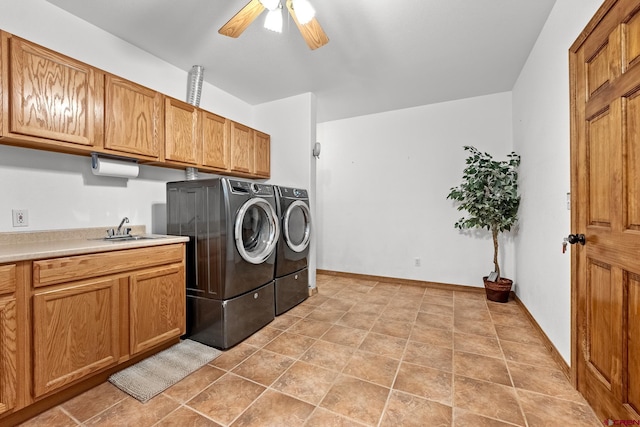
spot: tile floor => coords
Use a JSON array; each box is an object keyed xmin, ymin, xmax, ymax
[{"xmin": 19, "ymin": 274, "xmax": 601, "ymax": 426}]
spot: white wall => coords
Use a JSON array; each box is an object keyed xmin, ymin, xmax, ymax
[
  {"xmin": 512, "ymin": 0, "xmax": 603, "ymax": 364},
  {"xmin": 0, "ymin": 0, "xmax": 305, "ymax": 235},
  {"xmin": 316, "ymin": 92, "xmax": 514, "ymax": 287}
]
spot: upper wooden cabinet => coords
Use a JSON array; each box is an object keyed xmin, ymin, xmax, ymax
[
  {"xmin": 0, "ymin": 33, "xmax": 102, "ymax": 149},
  {"xmin": 164, "ymin": 97, "xmax": 199, "ymax": 165},
  {"xmin": 229, "ymin": 122, "xmax": 271, "ymax": 177},
  {"xmin": 0, "ymin": 30, "xmax": 270, "ymax": 177},
  {"xmin": 230, "ymin": 121, "xmax": 253, "ymax": 174},
  {"xmin": 104, "ymin": 75, "xmax": 163, "ymax": 160},
  {"xmin": 201, "ymin": 111, "xmax": 229, "ymax": 171},
  {"xmin": 253, "ymin": 130, "xmax": 270, "ymax": 178}
]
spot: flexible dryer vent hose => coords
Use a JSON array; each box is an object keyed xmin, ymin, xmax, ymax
[{"xmin": 185, "ymin": 65, "xmax": 204, "ymax": 180}]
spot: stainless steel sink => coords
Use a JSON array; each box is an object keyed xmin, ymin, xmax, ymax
[{"xmin": 99, "ymin": 234, "xmax": 167, "ymax": 242}]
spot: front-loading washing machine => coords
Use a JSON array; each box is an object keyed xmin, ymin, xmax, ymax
[
  {"xmin": 274, "ymin": 186, "xmax": 311, "ymax": 315},
  {"xmin": 167, "ymin": 178, "xmax": 280, "ymax": 349}
]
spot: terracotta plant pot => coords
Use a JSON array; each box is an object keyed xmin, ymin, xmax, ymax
[{"xmin": 482, "ymin": 276, "xmax": 513, "ymax": 303}]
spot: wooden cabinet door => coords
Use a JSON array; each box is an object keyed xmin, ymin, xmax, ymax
[
  {"xmin": 0, "ymin": 298, "xmax": 16, "ymax": 416},
  {"xmin": 5, "ymin": 35, "xmax": 100, "ymax": 147},
  {"xmin": 253, "ymin": 130, "xmax": 270, "ymax": 177},
  {"xmin": 129, "ymin": 265, "xmax": 185, "ymax": 355},
  {"xmin": 32, "ymin": 278, "xmax": 119, "ymax": 397},
  {"xmin": 571, "ymin": 0, "xmax": 640, "ymax": 420},
  {"xmin": 165, "ymin": 97, "xmax": 199, "ymax": 165},
  {"xmin": 230, "ymin": 121, "xmax": 253, "ymax": 174},
  {"xmin": 201, "ymin": 111, "xmax": 229, "ymax": 171},
  {"xmin": 105, "ymin": 75, "xmax": 163, "ymax": 159}
]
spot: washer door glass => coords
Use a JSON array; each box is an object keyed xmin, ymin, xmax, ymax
[
  {"xmin": 284, "ymin": 200, "xmax": 311, "ymax": 253},
  {"xmin": 235, "ymin": 197, "xmax": 280, "ymax": 264}
]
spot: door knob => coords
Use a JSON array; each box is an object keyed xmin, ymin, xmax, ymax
[{"xmin": 567, "ymin": 234, "xmax": 586, "ymax": 245}]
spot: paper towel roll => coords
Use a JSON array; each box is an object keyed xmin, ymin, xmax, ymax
[{"xmin": 91, "ymin": 155, "xmax": 139, "ymax": 178}]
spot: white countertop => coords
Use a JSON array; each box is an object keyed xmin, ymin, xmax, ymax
[{"xmin": 0, "ymin": 227, "xmax": 189, "ymax": 263}]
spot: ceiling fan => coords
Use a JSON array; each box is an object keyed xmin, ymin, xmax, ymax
[{"xmin": 219, "ymin": 0, "xmax": 329, "ymax": 50}]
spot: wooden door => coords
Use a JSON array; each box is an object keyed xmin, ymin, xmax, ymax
[
  {"xmin": 165, "ymin": 97, "xmax": 199, "ymax": 165},
  {"xmin": 201, "ymin": 111, "xmax": 229, "ymax": 171},
  {"xmin": 32, "ymin": 278, "xmax": 119, "ymax": 397},
  {"xmin": 253, "ymin": 130, "xmax": 271, "ymax": 177},
  {"xmin": 570, "ymin": 0, "xmax": 640, "ymax": 420},
  {"xmin": 5, "ymin": 34, "xmax": 100, "ymax": 147},
  {"xmin": 230, "ymin": 121, "xmax": 253, "ymax": 174},
  {"xmin": 129, "ymin": 265, "xmax": 185, "ymax": 355},
  {"xmin": 104, "ymin": 75, "xmax": 163, "ymax": 159}
]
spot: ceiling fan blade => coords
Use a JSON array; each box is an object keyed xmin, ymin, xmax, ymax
[
  {"xmin": 285, "ymin": 0, "xmax": 329, "ymax": 50},
  {"xmin": 219, "ymin": 0, "xmax": 266, "ymax": 38}
]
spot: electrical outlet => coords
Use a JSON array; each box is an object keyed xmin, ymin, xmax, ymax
[
  {"xmin": 12, "ymin": 209, "xmax": 28, "ymax": 227},
  {"xmin": 414, "ymin": 257, "xmax": 421, "ymax": 267}
]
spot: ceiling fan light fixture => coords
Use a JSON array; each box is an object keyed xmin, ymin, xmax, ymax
[
  {"xmin": 259, "ymin": 0, "xmax": 280, "ymax": 10},
  {"xmin": 292, "ymin": 0, "xmax": 315, "ymax": 25},
  {"xmin": 264, "ymin": 7, "xmax": 283, "ymax": 33}
]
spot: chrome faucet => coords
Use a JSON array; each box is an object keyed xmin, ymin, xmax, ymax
[{"xmin": 116, "ymin": 217, "xmax": 129, "ymax": 235}]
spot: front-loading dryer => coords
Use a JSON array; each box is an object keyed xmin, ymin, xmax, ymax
[
  {"xmin": 274, "ymin": 186, "xmax": 311, "ymax": 315},
  {"xmin": 167, "ymin": 178, "xmax": 280, "ymax": 349}
]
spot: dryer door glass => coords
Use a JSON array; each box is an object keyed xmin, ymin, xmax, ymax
[
  {"xmin": 235, "ymin": 197, "xmax": 280, "ymax": 264},
  {"xmin": 284, "ymin": 200, "xmax": 311, "ymax": 253}
]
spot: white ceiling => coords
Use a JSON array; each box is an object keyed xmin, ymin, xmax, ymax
[{"xmin": 45, "ymin": 0, "xmax": 557, "ymax": 123}]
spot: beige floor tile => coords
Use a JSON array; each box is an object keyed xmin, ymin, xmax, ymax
[
  {"xmin": 61, "ymin": 382, "xmax": 127, "ymax": 422},
  {"xmin": 495, "ymin": 323, "xmax": 543, "ymax": 345},
  {"xmin": 379, "ymin": 306, "xmax": 419, "ymax": 322},
  {"xmin": 508, "ymin": 361, "xmax": 586, "ymax": 402},
  {"xmin": 162, "ymin": 364, "xmax": 226, "ymax": 403},
  {"xmin": 232, "ymin": 390, "xmax": 315, "ymax": 427},
  {"xmin": 337, "ymin": 312, "xmax": 379, "ymax": 330},
  {"xmin": 403, "ymin": 340, "xmax": 453, "ymax": 372},
  {"xmin": 370, "ymin": 318, "xmax": 413, "ymax": 339},
  {"xmin": 414, "ymin": 312, "xmax": 454, "ymax": 331},
  {"xmin": 380, "ymin": 390, "xmax": 452, "ymax": 427},
  {"xmin": 500, "ymin": 340, "xmax": 559, "ymax": 369},
  {"xmin": 287, "ymin": 317, "xmax": 333, "ymax": 338},
  {"xmin": 517, "ymin": 389, "xmax": 601, "ymax": 426},
  {"xmin": 231, "ymin": 349, "xmax": 295, "ymax": 386},
  {"xmin": 454, "ymin": 331, "xmax": 503, "ymax": 358},
  {"xmin": 84, "ymin": 394, "xmax": 179, "ymax": 427},
  {"xmin": 410, "ymin": 324, "xmax": 454, "ymax": 348},
  {"xmin": 419, "ymin": 302, "xmax": 454, "ymax": 316},
  {"xmin": 320, "ymin": 375, "xmax": 390, "ymax": 426},
  {"xmin": 454, "ymin": 351, "xmax": 512, "ymax": 386},
  {"xmin": 454, "ymin": 317, "xmax": 497, "ymax": 337},
  {"xmin": 321, "ymin": 324, "xmax": 368, "ymax": 347},
  {"xmin": 453, "ymin": 408, "xmax": 519, "ymax": 426},
  {"xmin": 393, "ymin": 362, "xmax": 452, "ymax": 405},
  {"xmin": 304, "ymin": 408, "xmax": 367, "ymax": 426},
  {"xmin": 454, "ymin": 376, "xmax": 525, "ymax": 425},
  {"xmin": 301, "ymin": 339, "xmax": 356, "ymax": 370},
  {"xmin": 321, "ymin": 297, "xmax": 356, "ymax": 312},
  {"xmin": 209, "ymin": 342, "xmax": 258, "ymax": 371},
  {"xmin": 272, "ymin": 361, "xmax": 339, "ymax": 405},
  {"xmin": 306, "ymin": 307, "xmax": 347, "ymax": 323},
  {"xmin": 424, "ymin": 295, "xmax": 454, "ymax": 307},
  {"xmin": 269, "ymin": 313, "xmax": 301, "ymax": 330},
  {"xmin": 358, "ymin": 331, "xmax": 408, "ymax": 359},
  {"xmin": 343, "ymin": 350, "xmax": 399, "ymax": 387},
  {"xmin": 186, "ymin": 373, "xmax": 265, "ymax": 425},
  {"xmin": 263, "ymin": 331, "xmax": 317, "ymax": 358},
  {"xmin": 19, "ymin": 407, "xmax": 78, "ymax": 427},
  {"xmin": 155, "ymin": 407, "xmax": 222, "ymax": 427}
]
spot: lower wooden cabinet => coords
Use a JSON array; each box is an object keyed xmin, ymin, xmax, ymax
[
  {"xmin": 129, "ymin": 265, "xmax": 185, "ymax": 355},
  {"xmin": 0, "ymin": 243, "xmax": 186, "ymax": 423},
  {"xmin": 0, "ymin": 263, "xmax": 18, "ymax": 417},
  {"xmin": 0, "ymin": 297, "xmax": 17, "ymax": 416},
  {"xmin": 32, "ymin": 278, "xmax": 120, "ymax": 397}
]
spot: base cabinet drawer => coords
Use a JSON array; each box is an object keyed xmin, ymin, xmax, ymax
[{"xmin": 32, "ymin": 278, "xmax": 120, "ymax": 397}]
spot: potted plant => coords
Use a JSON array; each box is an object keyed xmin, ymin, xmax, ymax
[{"xmin": 447, "ymin": 146, "xmax": 521, "ymax": 303}]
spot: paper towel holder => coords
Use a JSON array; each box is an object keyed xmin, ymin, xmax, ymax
[{"xmin": 91, "ymin": 153, "xmax": 139, "ymax": 179}]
